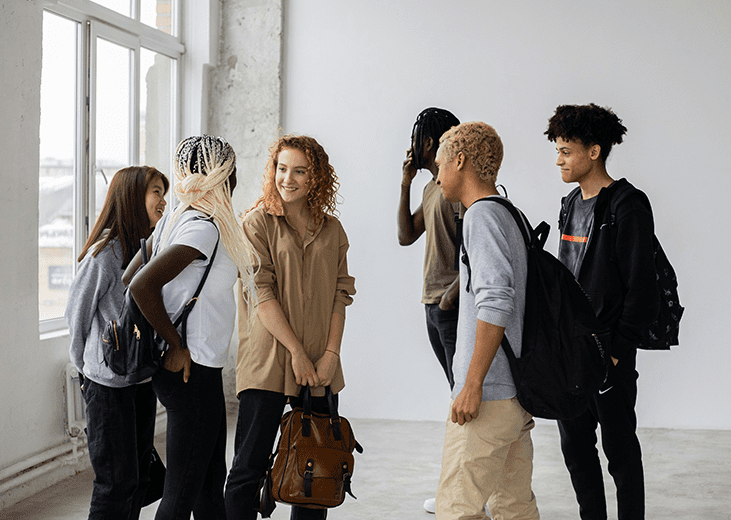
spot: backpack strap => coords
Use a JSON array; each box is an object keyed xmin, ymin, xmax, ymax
[
  {"xmin": 477, "ymin": 196, "xmax": 532, "ymax": 247},
  {"xmin": 454, "ymin": 211, "xmax": 463, "ymax": 271},
  {"xmin": 604, "ymin": 181, "xmax": 654, "ymax": 264},
  {"xmin": 175, "ymin": 218, "xmax": 221, "ymax": 349},
  {"xmin": 460, "ymin": 197, "xmax": 536, "ymax": 292},
  {"xmin": 140, "ymin": 238, "xmax": 149, "ymax": 264}
]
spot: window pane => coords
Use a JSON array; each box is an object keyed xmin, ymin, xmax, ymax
[
  {"xmin": 40, "ymin": 12, "xmax": 77, "ymax": 322},
  {"xmin": 93, "ymin": 0, "xmax": 131, "ymax": 18},
  {"xmin": 140, "ymin": 48, "xmax": 174, "ymax": 174},
  {"xmin": 95, "ymin": 38, "xmax": 131, "ymax": 221},
  {"xmin": 141, "ymin": 0, "xmax": 174, "ymax": 35}
]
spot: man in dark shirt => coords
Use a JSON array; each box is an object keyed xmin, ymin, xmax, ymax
[
  {"xmin": 545, "ymin": 104, "xmax": 660, "ymax": 520},
  {"xmin": 558, "ymin": 195, "xmax": 596, "ymax": 277}
]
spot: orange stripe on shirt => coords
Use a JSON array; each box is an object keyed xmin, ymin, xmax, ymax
[{"xmin": 561, "ymin": 234, "xmax": 588, "ymax": 243}]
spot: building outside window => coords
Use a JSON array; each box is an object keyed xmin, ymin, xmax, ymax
[{"xmin": 39, "ymin": 0, "xmax": 182, "ymax": 332}]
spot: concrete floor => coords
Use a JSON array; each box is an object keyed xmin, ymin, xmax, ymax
[{"xmin": 4, "ymin": 411, "xmax": 731, "ymax": 519}]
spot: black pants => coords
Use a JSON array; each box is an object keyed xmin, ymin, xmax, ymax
[
  {"xmin": 84, "ymin": 379, "xmax": 157, "ymax": 520},
  {"xmin": 425, "ymin": 303, "xmax": 458, "ymax": 389},
  {"xmin": 558, "ymin": 350, "xmax": 644, "ymax": 520},
  {"xmin": 224, "ymin": 388, "xmax": 335, "ymax": 520},
  {"xmin": 152, "ymin": 363, "xmax": 228, "ymax": 520}
]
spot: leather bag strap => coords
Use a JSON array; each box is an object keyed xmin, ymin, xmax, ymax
[
  {"xmin": 300, "ymin": 385, "xmax": 343, "ymax": 441},
  {"xmin": 302, "ymin": 385, "xmax": 312, "ymax": 437}
]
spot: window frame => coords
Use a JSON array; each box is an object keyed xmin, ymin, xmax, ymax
[{"xmin": 40, "ymin": 0, "xmax": 184, "ymax": 334}]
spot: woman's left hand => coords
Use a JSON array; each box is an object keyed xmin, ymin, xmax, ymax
[{"xmin": 314, "ymin": 350, "xmax": 339, "ymax": 387}]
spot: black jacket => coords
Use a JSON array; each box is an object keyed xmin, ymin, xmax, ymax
[{"xmin": 559, "ymin": 178, "xmax": 660, "ymax": 360}]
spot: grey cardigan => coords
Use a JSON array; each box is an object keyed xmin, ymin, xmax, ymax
[{"xmin": 65, "ymin": 237, "xmax": 141, "ymax": 387}]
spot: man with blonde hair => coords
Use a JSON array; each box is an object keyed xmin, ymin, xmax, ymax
[{"xmin": 434, "ymin": 122, "xmax": 539, "ymax": 520}]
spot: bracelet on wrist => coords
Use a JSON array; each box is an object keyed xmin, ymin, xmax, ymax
[{"xmin": 326, "ymin": 349, "xmax": 340, "ymax": 357}]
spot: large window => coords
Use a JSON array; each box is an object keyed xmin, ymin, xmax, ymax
[{"xmin": 40, "ymin": 1, "xmax": 183, "ymax": 331}]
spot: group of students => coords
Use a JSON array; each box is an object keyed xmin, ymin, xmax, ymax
[
  {"xmin": 400, "ymin": 104, "xmax": 659, "ymax": 520},
  {"xmin": 66, "ymin": 134, "xmax": 354, "ymax": 520},
  {"xmin": 66, "ymin": 102, "xmax": 658, "ymax": 520}
]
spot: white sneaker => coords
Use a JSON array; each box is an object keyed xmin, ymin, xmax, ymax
[{"xmin": 423, "ymin": 497, "xmax": 436, "ymax": 514}]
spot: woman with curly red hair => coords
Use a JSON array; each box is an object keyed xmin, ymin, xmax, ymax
[{"xmin": 225, "ymin": 135, "xmax": 356, "ymax": 520}]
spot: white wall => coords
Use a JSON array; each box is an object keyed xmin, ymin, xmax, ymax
[
  {"xmin": 1, "ymin": 1, "xmax": 729, "ymax": 487},
  {"xmin": 281, "ymin": 0, "xmax": 731, "ymax": 429},
  {"xmin": 0, "ymin": 0, "xmax": 72, "ymax": 473}
]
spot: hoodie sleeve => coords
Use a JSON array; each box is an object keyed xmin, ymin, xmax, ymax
[
  {"xmin": 611, "ymin": 196, "xmax": 660, "ymax": 358},
  {"xmin": 65, "ymin": 254, "xmax": 113, "ymax": 372}
]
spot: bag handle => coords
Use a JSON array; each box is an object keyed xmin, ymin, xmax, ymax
[{"xmin": 301, "ymin": 385, "xmax": 344, "ymax": 441}]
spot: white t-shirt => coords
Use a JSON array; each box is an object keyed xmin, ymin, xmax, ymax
[{"xmin": 153, "ymin": 209, "xmax": 238, "ymax": 368}]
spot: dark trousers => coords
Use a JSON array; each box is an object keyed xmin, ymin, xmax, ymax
[
  {"xmin": 558, "ymin": 350, "xmax": 644, "ymax": 520},
  {"xmin": 152, "ymin": 363, "xmax": 228, "ymax": 520},
  {"xmin": 425, "ymin": 303, "xmax": 458, "ymax": 389},
  {"xmin": 224, "ymin": 389, "xmax": 335, "ymax": 520},
  {"xmin": 84, "ymin": 379, "xmax": 157, "ymax": 520}
]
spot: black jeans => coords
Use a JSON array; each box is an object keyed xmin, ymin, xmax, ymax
[
  {"xmin": 84, "ymin": 379, "xmax": 157, "ymax": 520},
  {"xmin": 425, "ymin": 303, "xmax": 458, "ymax": 389},
  {"xmin": 152, "ymin": 363, "xmax": 228, "ymax": 520},
  {"xmin": 558, "ymin": 350, "xmax": 644, "ymax": 520},
  {"xmin": 224, "ymin": 389, "xmax": 334, "ymax": 520}
]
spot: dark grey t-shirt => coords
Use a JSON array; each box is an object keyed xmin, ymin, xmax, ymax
[{"xmin": 558, "ymin": 195, "xmax": 597, "ymax": 278}]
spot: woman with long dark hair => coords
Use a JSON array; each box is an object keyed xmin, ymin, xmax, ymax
[{"xmin": 66, "ymin": 165, "xmax": 168, "ymax": 520}]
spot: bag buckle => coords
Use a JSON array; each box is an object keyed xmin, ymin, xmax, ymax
[{"xmin": 304, "ymin": 459, "xmax": 314, "ymax": 497}]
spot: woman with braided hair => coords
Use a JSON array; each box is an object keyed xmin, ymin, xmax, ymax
[
  {"xmin": 224, "ymin": 134, "xmax": 356, "ymax": 520},
  {"xmin": 128, "ymin": 135, "xmax": 257, "ymax": 520}
]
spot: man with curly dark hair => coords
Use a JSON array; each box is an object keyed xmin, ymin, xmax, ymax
[{"xmin": 546, "ymin": 104, "xmax": 660, "ymax": 520}]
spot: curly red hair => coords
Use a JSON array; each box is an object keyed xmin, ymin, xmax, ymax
[{"xmin": 253, "ymin": 134, "xmax": 339, "ymax": 228}]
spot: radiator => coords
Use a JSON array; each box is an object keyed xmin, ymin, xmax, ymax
[
  {"xmin": 64, "ymin": 363, "xmax": 166, "ymax": 438},
  {"xmin": 65, "ymin": 363, "xmax": 86, "ymax": 437}
]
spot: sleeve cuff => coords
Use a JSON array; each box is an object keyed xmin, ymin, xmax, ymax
[
  {"xmin": 477, "ymin": 308, "xmax": 510, "ymax": 328},
  {"xmin": 332, "ymin": 300, "xmax": 347, "ymax": 317}
]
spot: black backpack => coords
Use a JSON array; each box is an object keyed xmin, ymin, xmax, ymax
[
  {"xmin": 102, "ymin": 226, "xmax": 219, "ymax": 383},
  {"xmin": 608, "ymin": 186, "xmax": 684, "ymax": 350},
  {"xmin": 462, "ymin": 197, "xmax": 609, "ymax": 420}
]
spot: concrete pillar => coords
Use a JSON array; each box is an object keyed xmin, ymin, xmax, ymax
[
  {"xmin": 209, "ymin": 0, "xmax": 283, "ymax": 213},
  {"xmin": 208, "ymin": 0, "xmax": 283, "ymax": 404}
]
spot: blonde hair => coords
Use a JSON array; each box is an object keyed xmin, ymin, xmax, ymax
[
  {"xmin": 163, "ymin": 135, "xmax": 257, "ymax": 303},
  {"xmin": 439, "ymin": 121, "xmax": 503, "ymax": 183}
]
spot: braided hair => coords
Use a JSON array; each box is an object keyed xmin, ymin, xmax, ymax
[
  {"xmin": 410, "ymin": 107, "xmax": 460, "ymax": 169},
  {"xmin": 162, "ymin": 135, "xmax": 257, "ymax": 295},
  {"xmin": 545, "ymin": 103, "xmax": 627, "ymax": 163}
]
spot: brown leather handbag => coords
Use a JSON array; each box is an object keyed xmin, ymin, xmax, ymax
[{"xmin": 257, "ymin": 386, "xmax": 363, "ymax": 517}]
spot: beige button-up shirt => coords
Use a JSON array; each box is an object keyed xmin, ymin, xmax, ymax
[{"xmin": 235, "ymin": 207, "xmax": 356, "ymax": 397}]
